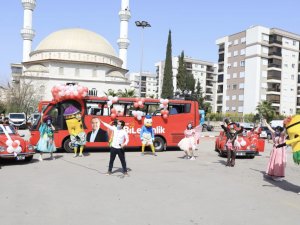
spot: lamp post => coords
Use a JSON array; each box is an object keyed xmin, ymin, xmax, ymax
[{"xmin": 135, "ymin": 20, "xmax": 151, "ymax": 97}]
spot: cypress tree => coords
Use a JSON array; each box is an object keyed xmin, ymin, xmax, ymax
[
  {"xmin": 161, "ymin": 30, "xmax": 174, "ymax": 98},
  {"xmin": 186, "ymin": 73, "xmax": 195, "ymax": 93},
  {"xmin": 196, "ymin": 79, "xmax": 204, "ymax": 108},
  {"xmin": 176, "ymin": 51, "xmax": 186, "ymax": 92}
]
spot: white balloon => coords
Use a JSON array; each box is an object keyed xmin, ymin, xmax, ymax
[
  {"xmin": 159, "ymin": 98, "xmax": 164, "ymax": 103},
  {"xmin": 138, "ymin": 111, "xmax": 143, "ymax": 116},
  {"xmin": 15, "ymin": 146, "xmax": 22, "ymax": 153},
  {"xmin": 6, "ymin": 140, "xmax": 12, "ymax": 146},
  {"xmin": 159, "ymin": 103, "xmax": 164, "ymax": 109},
  {"xmin": 108, "ymin": 95, "xmax": 113, "ymax": 101},
  {"xmin": 137, "ymin": 116, "xmax": 142, "ymax": 120},
  {"xmin": 113, "ymin": 96, "xmax": 119, "ymax": 102},
  {"xmin": 132, "ymin": 111, "xmax": 137, "ymax": 116},
  {"xmin": 107, "ymin": 100, "xmax": 112, "ymax": 106},
  {"xmin": 7, "ymin": 147, "xmax": 14, "ymax": 153}
]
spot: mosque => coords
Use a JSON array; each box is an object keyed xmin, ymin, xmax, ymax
[{"xmin": 11, "ymin": 0, "xmax": 131, "ymax": 100}]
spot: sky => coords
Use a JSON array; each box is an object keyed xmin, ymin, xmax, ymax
[{"xmin": 1, "ymin": 0, "xmax": 300, "ymax": 85}]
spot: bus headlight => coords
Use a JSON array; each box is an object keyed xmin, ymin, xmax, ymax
[
  {"xmin": 0, "ymin": 146, "xmax": 6, "ymax": 152},
  {"xmin": 27, "ymin": 145, "xmax": 35, "ymax": 151}
]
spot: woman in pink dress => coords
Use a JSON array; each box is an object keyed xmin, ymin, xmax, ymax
[
  {"xmin": 264, "ymin": 119, "xmax": 286, "ymax": 181},
  {"xmin": 178, "ymin": 123, "xmax": 196, "ymax": 160}
]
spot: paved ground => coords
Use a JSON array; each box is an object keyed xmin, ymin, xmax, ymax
[{"xmin": 0, "ymin": 131, "xmax": 300, "ymax": 225}]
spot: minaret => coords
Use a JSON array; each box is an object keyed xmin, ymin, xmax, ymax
[
  {"xmin": 117, "ymin": 0, "xmax": 131, "ymax": 69},
  {"xmin": 21, "ymin": 0, "xmax": 36, "ymax": 62}
]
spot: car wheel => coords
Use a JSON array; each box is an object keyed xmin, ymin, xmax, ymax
[
  {"xmin": 219, "ymin": 150, "xmax": 226, "ymax": 157},
  {"xmin": 210, "ymin": 126, "xmax": 214, "ymax": 131},
  {"xmin": 25, "ymin": 155, "xmax": 33, "ymax": 162},
  {"xmin": 154, "ymin": 136, "xmax": 165, "ymax": 152},
  {"xmin": 63, "ymin": 137, "xmax": 74, "ymax": 153},
  {"xmin": 202, "ymin": 124, "xmax": 207, "ymax": 132},
  {"xmin": 249, "ymin": 155, "xmax": 255, "ymax": 159}
]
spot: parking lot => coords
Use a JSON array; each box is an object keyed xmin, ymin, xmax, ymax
[{"xmin": 0, "ymin": 130, "xmax": 300, "ymax": 225}]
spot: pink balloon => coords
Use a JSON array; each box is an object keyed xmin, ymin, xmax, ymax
[
  {"xmin": 139, "ymin": 104, "xmax": 144, "ymax": 108},
  {"xmin": 111, "ymin": 113, "xmax": 116, "ymax": 119},
  {"xmin": 164, "ymin": 110, "xmax": 169, "ymax": 115},
  {"xmin": 134, "ymin": 102, "xmax": 139, "ymax": 108},
  {"xmin": 138, "ymin": 100, "xmax": 143, "ymax": 106},
  {"xmin": 111, "ymin": 108, "xmax": 116, "ymax": 114},
  {"xmin": 141, "ymin": 98, "xmax": 145, "ymax": 103},
  {"xmin": 12, "ymin": 141, "xmax": 18, "ymax": 148},
  {"xmin": 163, "ymin": 114, "xmax": 168, "ymax": 119},
  {"xmin": 118, "ymin": 112, "xmax": 124, "ymax": 117}
]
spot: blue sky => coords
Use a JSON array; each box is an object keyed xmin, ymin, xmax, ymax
[{"xmin": 1, "ymin": 0, "xmax": 300, "ymax": 85}]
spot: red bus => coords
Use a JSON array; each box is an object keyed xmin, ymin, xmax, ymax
[{"xmin": 30, "ymin": 96, "xmax": 199, "ymax": 152}]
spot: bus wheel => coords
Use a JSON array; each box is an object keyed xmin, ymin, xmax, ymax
[
  {"xmin": 63, "ymin": 138, "xmax": 74, "ymax": 153},
  {"xmin": 154, "ymin": 136, "xmax": 165, "ymax": 152}
]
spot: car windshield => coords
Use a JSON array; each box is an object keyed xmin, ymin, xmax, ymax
[
  {"xmin": 33, "ymin": 114, "xmax": 40, "ymax": 119},
  {"xmin": 10, "ymin": 114, "xmax": 25, "ymax": 119},
  {"xmin": 0, "ymin": 125, "xmax": 16, "ymax": 134}
]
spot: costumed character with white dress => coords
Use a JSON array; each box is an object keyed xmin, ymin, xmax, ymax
[
  {"xmin": 140, "ymin": 115, "xmax": 156, "ymax": 156},
  {"xmin": 178, "ymin": 122, "xmax": 196, "ymax": 160}
]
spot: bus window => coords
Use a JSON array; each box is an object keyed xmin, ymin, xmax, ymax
[
  {"xmin": 168, "ymin": 103, "xmax": 191, "ymax": 114},
  {"xmin": 111, "ymin": 104, "xmax": 125, "ymax": 116},
  {"xmin": 85, "ymin": 100, "xmax": 106, "ymax": 116},
  {"xmin": 147, "ymin": 103, "xmax": 161, "ymax": 116},
  {"xmin": 47, "ymin": 106, "xmax": 59, "ymax": 129},
  {"xmin": 126, "ymin": 103, "xmax": 147, "ymax": 117}
]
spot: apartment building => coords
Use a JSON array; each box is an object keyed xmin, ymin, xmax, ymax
[
  {"xmin": 127, "ymin": 72, "xmax": 158, "ymax": 98},
  {"xmin": 155, "ymin": 57, "xmax": 217, "ymax": 111},
  {"xmin": 216, "ymin": 26, "xmax": 300, "ymax": 115}
]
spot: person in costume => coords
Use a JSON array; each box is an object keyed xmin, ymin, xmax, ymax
[
  {"xmin": 36, "ymin": 116, "xmax": 56, "ymax": 161},
  {"xmin": 140, "ymin": 115, "xmax": 156, "ymax": 156},
  {"xmin": 63, "ymin": 106, "xmax": 86, "ymax": 157},
  {"xmin": 220, "ymin": 118, "xmax": 244, "ymax": 167},
  {"xmin": 276, "ymin": 115, "xmax": 300, "ymax": 165},
  {"xmin": 178, "ymin": 122, "xmax": 196, "ymax": 160},
  {"xmin": 263, "ymin": 119, "xmax": 286, "ymax": 181}
]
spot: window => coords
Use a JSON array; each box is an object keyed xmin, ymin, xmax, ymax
[
  {"xmin": 228, "ymin": 52, "xmax": 232, "ymax": 57},
  {"xmin": 293, "ymin": 40, "xmax": 297, "ymax": 46},
  {"xmin": 284, "ymin": 64, "xmax": 288, "ymax": 68},
  {"xmin": 262, "ymin": 71, "xmax": 267, "ymax": 78},
  {"xmin": 241, "ymin": 37, "xmax": 246, "ymax": 43},
  {"xmin": 239, "ymin": 83, "xmax": 244, "ymax": 89},
  {"xmin": 232, "ymin": 106, "xmax": 236, "ymax": 111},
  {"xmin": 75, "ymin": 68, "xmax": 80, "ymax": 76},
  {"xmin": 233, "ymin": 73, "xmax": 237, "ymax": 78},
  {"xmin": 232, "ymin": 84, "xmax": 237, "ymax": 90},
  {"xmin": 234, "ymin": 39, "xmax": 239, "ymax": 45},
  {"xmin": 292, "ymin": 64, "xmax": 295, "ymax": 68},
  {"xmin": 291, "ymin": 75, "xmax": 295, "ymax": 80},
  {"xmin": 239, "ymin": 95, "xmax": 244, "ymax": 101},
  {"xmin": 233, "ymin": 51, "xmax": 238, "ymax": 56},
  {"xmin": 240, "ymin": 49, "xmax": 245, "ymax": 55},
  {"xmin": 226, "ymin": 74, "xmax": 231, "ymax": 79},
  {"xmin": 228, "ymin": 41, "xmax": 232, "ymax": 46},
  {"xmin": 59, "ymin": 67, "xmax": 64, "ymax": 75},
  {"xmin": 227, "ymin": 84, "xmax": 231, "ymax": 89},
  {"xmin": 227, "ymin": 63, "xmax": 231, "ymax": 68},
  {"xmin": 226, "ymin": 96, "xmax": 230, "ymax": 100},
  {"xmin": 232, "ymin": 95, "xmax": 236, "ymax": 100},
  {"xmin": 92, "ymin": 69, "xmax": 97, "ymax": 77},
  {"xmin": 238, "ymin": 106, "xmax": 243, "ymax": 113},
  {"xmin": 233, "ymin": 62, "xmax": 237, "ymax": 67},
  {"xmin": 240, "ymin": 72, "xmax": 245, "ymax": 78},
  {"xmin": 226, "ymin": 107, "xmax": 230, "ymax": 111},
  {"xmin": 240, "ymin": 61, "xmax": 245, "ymax": 67}
]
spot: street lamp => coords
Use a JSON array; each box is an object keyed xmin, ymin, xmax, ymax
[{"xmin": 135, "ymin": 20, "xmax": 151, "ymax": 97}]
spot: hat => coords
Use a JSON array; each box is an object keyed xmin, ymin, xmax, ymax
[
  {"xmin": 43, "ymin": 115, "xmax": 52, "ymax": 123},
  {"xmin": 63, "ymin": 106, "xmax": 80, "ymax": 116}
]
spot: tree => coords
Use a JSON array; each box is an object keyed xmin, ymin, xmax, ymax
[
  {"xmin": 6, "ymin": 79, "xmax": 41, "ymax": 116},
  {"xmin": 195, "ymin": 79, "xmax": 204, "ymax": 108},
  {"xmin": 176, "ymin": 51, "xmax": 186, "ymax": 92},
  {"xmin": 203, "ymin": 102, "xmax": 212, "ymax": 114},
  {"xmin": 256, "ymin": 100, "xmax": 276, "ymax": 122},
  {"xmin": 161, "ymin": 30, "xmax": 174, "ymax": 98},
  {"xmin": 186, "ymin": 73, "xmax": 195, "ymax": 93},
  {"xmin": 118, "ymin": 88, "xmax": 136, "ymax": 97},
  {"xmin": 104, "ymin": 89, "xmax": 118, "ymax": 97}
]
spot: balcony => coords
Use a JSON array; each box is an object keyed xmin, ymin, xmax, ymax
[
  {"xmin": 269, "ymin": 35, "xmax": 282, "ymax": 45},
  {"xmin": 206, "ymin": 75, "xmax": 214, "ymax": 80},
  {"xmin": 206, "ymin": 90, "xmax": 213, "ymax": 94},
  {"xmin": 267, "ymin": 88, "xmax": 281, "ymax": 93},
  {"xmin": 217, "ymin": 89, "xmax": 223, "ymax": 93},
  {"xmin": 267, "ymin": 94, "xmax": 280, "ymax": 104},
  {"xmin": 206, "ymin": 81, "xmax": 213, "ymax": 87},
  {"xmin": 217, "ymin": 100, "xmax": 223, "ymax": 104},
  {"xmin": 207, "ymin": 66, "xmax": 215, "ymax": 72},
  {"xmin": 217, "ymin": 74, "xmax": 224, "ymax": 83}
]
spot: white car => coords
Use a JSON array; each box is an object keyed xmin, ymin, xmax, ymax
[{"xmin": 8, "ymin": 113, "xmax": 27, "ymax": 129}]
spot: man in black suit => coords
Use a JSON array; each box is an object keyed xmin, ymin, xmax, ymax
[{"xmin": 87, "ymin": 117, "xmax": 108, "ymax": 142}]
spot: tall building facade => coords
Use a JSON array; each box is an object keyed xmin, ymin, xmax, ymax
[
  {"xmin": 216, "ymin": 25, "xmax": 300, "ymax": 115},
  {"xmin": 155, "ymin": 57, "xmax": 217, "ymax": 111},
  {"xmin": 127, "ymin": 72, "xmax": 158, "ymax": 98}
]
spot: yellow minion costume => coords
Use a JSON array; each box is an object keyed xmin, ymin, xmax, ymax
[
  {"xmin": 63, "ymin": 106, "xmax": 86, "ymax": 157},
  {"xmin": 140, "ymin": 115, "xmax": 156, "ymax": 156},
  {"xmin": 277, "ymin": 115, "xmax": 300, "ymax": 164}
]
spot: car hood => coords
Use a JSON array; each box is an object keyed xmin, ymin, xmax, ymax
[{"xmin": 0, "ymin": 134, "xmax": 26, "ymax": 147}]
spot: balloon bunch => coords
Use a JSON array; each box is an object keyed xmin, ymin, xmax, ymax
[
  {"xmin": 110, "ymin": 107, "xmax": 124, "ymax": 120},
  {"xmin": 159, "ymin": 98, "xmax": 169, "ymax": 119},
  {"xmin": 132, "ymin": 110, "xmax": 143, "ymax": 121},
  {"xmin": 107, "ymin": 96, "xmax": 119, "ymax": 107},
  {"xmin": 6, "ymin": 140, "xmax": 22, "ymax": 156},
  {"xmin": 51, "ymin": 84, "xmax": 88, "ymax": 102},
  {"xmin": 133, "ymin": 98, "xmax": 145, "ymax": 109}
]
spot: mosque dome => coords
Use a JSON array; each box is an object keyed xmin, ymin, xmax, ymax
[{"xmin": 33, "ymin": 28, "xmax": 117, "ymax": 57}]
